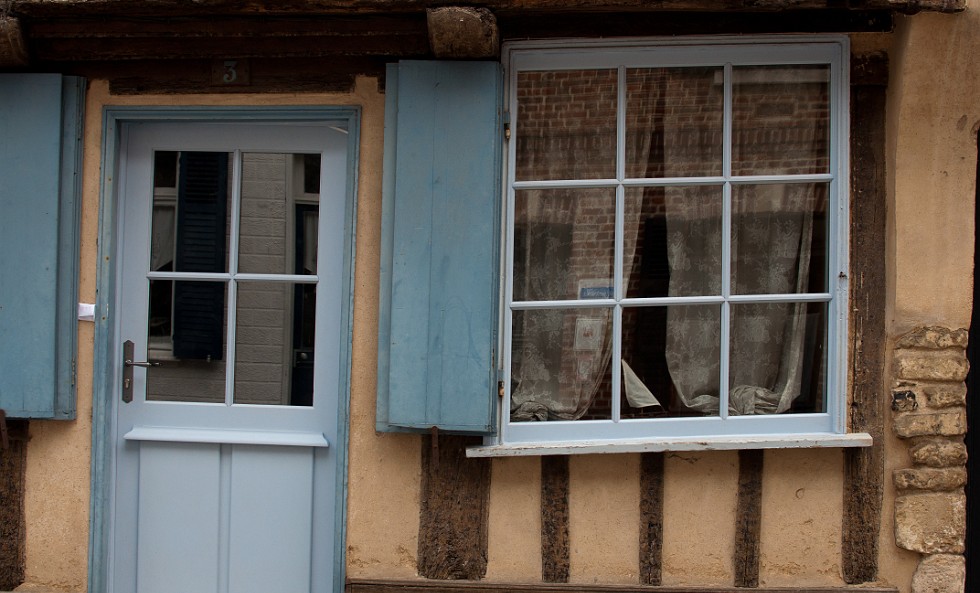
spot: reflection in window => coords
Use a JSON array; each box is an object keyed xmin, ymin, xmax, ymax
[
  {"xmin": 146, "ymin": 151, "xmax": 322, "ymax": 406},
  {"xmin": 509, "ymin": 60, "xmax": 834, "ymax": 423}
]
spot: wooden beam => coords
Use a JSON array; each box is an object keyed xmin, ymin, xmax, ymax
[
  {"xmin": 418, "ymin": 434, "xmax": 491, "ymax": 580},
  {"xmin": 347, "ymin": 578, "xmax": 902, "ymax": 593},
  {"xmin": 0, "ymin": 420, "xmax": 28, "ymax": 590},
  {"xmin": 841, "ymin": 51, "xmax": 888, "ymax": 585},
  {"xmin": 638, "ymin": 452, "xmax": 664, "ymax": 586},
  {"xmin": 733, "ymin": 450, "xmax": 764, "ymax": 588},
  {"xmin": 0, "ymin": 16, "xmax": 29, "ymax": 67},
  {"xmin": 8, "ymin": 0, "xmax": 963, "ymax": 18},
  {"xmin": 541, "ymin": 456, "xmax": 570, "ymax": 583},
  {"xmin": 426, "ymin": 7, "xmax": 498, "ymax": 59}
]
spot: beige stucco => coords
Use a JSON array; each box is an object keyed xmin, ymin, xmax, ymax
[
  {"xmin": 889, "ymin": 8, "xmax": 978, "ymax": 333},
  {"xmin": 16, "ymin": 10, "xmax": 980, "ymax": 591}
]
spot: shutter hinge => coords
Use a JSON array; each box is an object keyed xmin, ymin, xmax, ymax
[
  {"xmin": 71, "ymin": 358, "xmax": 76, "ymax": 387},
  {"xmin": 503, "ymin": 111, "xmax": 511, "ymax": 141}
]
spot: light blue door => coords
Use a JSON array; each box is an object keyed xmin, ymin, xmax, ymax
[{"xmin": 110, "ymin": 121, "xmax": 350, "ymax": 593}]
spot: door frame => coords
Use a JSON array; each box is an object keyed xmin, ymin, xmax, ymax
[{"xmin": 88, "ymin": 106, "xmax": 361, "ymax": 593}]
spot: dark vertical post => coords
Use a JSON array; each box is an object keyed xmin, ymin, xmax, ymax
[
  {"xmin": 639, "ymin": 452, "xmax": 665, "ymax": 585},
  {"xmin": 734, "ymin": 449, "xmax": 764, "ymax": 588},
  {"xmin": 418, "ymin": 434, "xmax": 490, "ymax": 580},
  {"xmin": 842, "ymin": 52, "xmax": 888, "ymax": 584},
  {"xmin": 541, "ymin": 455, "xmax": 570, "ymax": 583}
]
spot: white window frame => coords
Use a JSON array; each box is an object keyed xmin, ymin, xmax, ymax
[{"xmin": 472, "ymin": 36, "xmax": 871, "ymax": 457}]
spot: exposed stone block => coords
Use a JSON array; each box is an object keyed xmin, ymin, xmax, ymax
[
  {"xmin": 896, "ymin": 326, "xmax": 969, "ymax": 350},
  {"xmin": 911, "ymin": 554, "xmax": 965, "ymax": 593},
  {"xmin": 923, "ymin": 383, "xmax": 967, "ymax": 408},
  {"xmin": 893, "ymin": 467, "xmax": 967, "ymax": 491},
  {"xmin": 895, "ymin": 492, "xmax": 965, "ymax": 554},
  {"xmin": 895, "ymin": 352, "xmax": 969, "ymax": 382},
  {"xmin": 894, "ymin": 410, "xmax": 967, "ymax": 438},
  {"xmin": 910, "ymin": 439, "xmax": 968, "ymax": 468}
]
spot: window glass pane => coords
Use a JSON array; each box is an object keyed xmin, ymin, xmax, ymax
[
  {"xmin": 626, "ymin": 67, "xmax": 723, "ymax": 179},
  {"xmin": 731, "ymin": 183, "xmax": 828, "ymax": 295},
  {"xmin": 514, "ymin": 189, "xmax": 615, "ymax": 301},
  {"xmin": 238, "ymin": 153, "xmax": 320, "ymax": 275},
  {"xmin": 624, "ymin": 186, "xmax": 723, "ymax": 298},
  {"xmin": 146, "ymin": 280, "xmax": 227, "ymax": 402},
  {"xmin": 511, "ymin": 308, "xmax": 612, "ymax": 421},
  {"xmin": 152, "ymin": 152, "xmax": 231, "ymax": 274},
  {"xmin": 234, "ymin": 282, "xmax": 315, "ymax": 406},
  {"xmin": 621, "ymin": 304, "xmax": 721, "ymax": 418},
  {"xmin": 729, "ymin": 302, "xmax": 827, "ymax": 415},
  {"xmin": 515, "ymin": 69, "xmax": 617, "ymax": 181},
  {"xmin": 731, "ymin": 65, "xmax": 830, "ymax": 176}
]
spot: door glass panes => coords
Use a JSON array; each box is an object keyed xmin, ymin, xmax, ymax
[
  {"xmin": 515, "ymin": 69, "xmax": 618, "ymax": 181},
  {"xmin": 238, "ymin": 153, "xmax": 320, "ymax": 275},
  {"xmin": 146, "ymin": 280, "xmax": 228, "ymax": 402},
  {"xmin": 145, "ymin": 150, "xmax": 322, "ymax": 406}
]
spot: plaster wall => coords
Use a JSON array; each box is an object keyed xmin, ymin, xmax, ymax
[{"xmin": 889, "ymin": 6, "xmax": 978, "ymax": 333}]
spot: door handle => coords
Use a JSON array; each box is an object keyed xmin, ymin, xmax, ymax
[{"xmin": 122, "ymin": 340, "xmax": 161, "ymax": 403}]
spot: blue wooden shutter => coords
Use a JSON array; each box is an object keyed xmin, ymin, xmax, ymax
[
  {"xmin": 377, "ymin": 61, "xmax": 502, "ymax": 434},
  {"xmin": 172, "ymin": 152, "xmax": 228, "ymax": 361},
  {"xmin": 0, "ymin": 74, "xmax": 85, "ymax": 419}
]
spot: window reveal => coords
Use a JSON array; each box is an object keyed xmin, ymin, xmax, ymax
[{"xmin": 504, "ymin": 41, "xmax": 846, "ymax": 443}]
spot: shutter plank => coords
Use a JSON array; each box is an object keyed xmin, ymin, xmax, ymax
[
  {"xmin": 0, "ymin": 74, "xmax": 83, "ymax": 419},
  {"xmin": 378, "ymin": 61, "xmax": 502, "ymax": 434}
]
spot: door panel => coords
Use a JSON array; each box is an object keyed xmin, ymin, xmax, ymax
[{"xmin": 111, "ymin": 122, "xmax": 349, "ymax": 593}]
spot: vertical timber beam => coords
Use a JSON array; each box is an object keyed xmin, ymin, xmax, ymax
[
  {"xmin": 541, "ymin": 455, "xmax": 570, "ymax": 583},
  {"xmin": 734, "ymin": 450, "xmax": 764, "ymax": 588},
  {"xmin": 0, "ymin": 420, "xmax": 27, "ymax": 590},
  {"xmin": 842, "ymin": 52, "xmax": 888, "ymax": 584},
  {"xmin": 639, "ymin": 452, "xmax": 665, "ymax": 585},
  {"xmin": 418, "ymin": 434, "xmax": 491, "ymax": 579}
]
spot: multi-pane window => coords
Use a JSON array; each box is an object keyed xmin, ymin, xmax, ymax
[{"xmin": 502, "ymin": 39, "xmax": 849, "ymax": 445}]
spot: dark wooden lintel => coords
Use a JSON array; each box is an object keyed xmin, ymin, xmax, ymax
[
  {"xmin": 347, "ymin": 578, "xmax": 901, "ymax": 593},
  {"xmin": 8, "ymin": 0, "xmax": 963, "ymax": 18}
]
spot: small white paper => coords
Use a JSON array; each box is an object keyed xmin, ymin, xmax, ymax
[{"xmin": 78, "ymin": 302, "xmax": 96, "ymax": 322}]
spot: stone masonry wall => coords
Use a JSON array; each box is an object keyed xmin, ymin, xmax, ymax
[{"xmin": 891, "ymin": 326, "xmax": 969, "ymax": 593}]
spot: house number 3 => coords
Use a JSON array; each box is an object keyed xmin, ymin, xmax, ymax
[
  {"xmin": 223, "ymin": 61, "xmax": 239, "ymax": 83},
  {"xmin": 211, "ymin": 59, "xmax": 250, "ymax": 86}
]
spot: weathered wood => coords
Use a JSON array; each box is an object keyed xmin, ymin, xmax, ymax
[
  {"xmin": 9, "ymin": 0, "xmax": 963, "ymax": 18},
  {"xmin": 541, "ymin": 455, "xmax": 569, "ymax": 583},
  {"xmin": 426, "ymin": 7, "xmax": 498, "ymax": 59},
  {"xmin": 638, "ymin": 452, "xmax": 664, "ymax": 586},
  {"xmin": 0, "ymin": 420, "xmax": 28, "ymax": 590},
  {"xmin": 418, "ymin": 434, "xmax": 490, "ymax": 580},
  {"xmin": 734, "ymin": 449, "xmax": 764, "ymax": 588},
  {"xmin": 499, "ymin": 10, "xmax": 892, "ymax": 38},
  {"xmin": 0, "ymin": 16, "xmax": 29, "ymax": 67},
  {"xmin": 347, "ymin": 578, "xmax": 902, "ymax": 593},
  {"xmin": 842, "ymin": 51, "xmax": 887, "ymax": 585}
]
